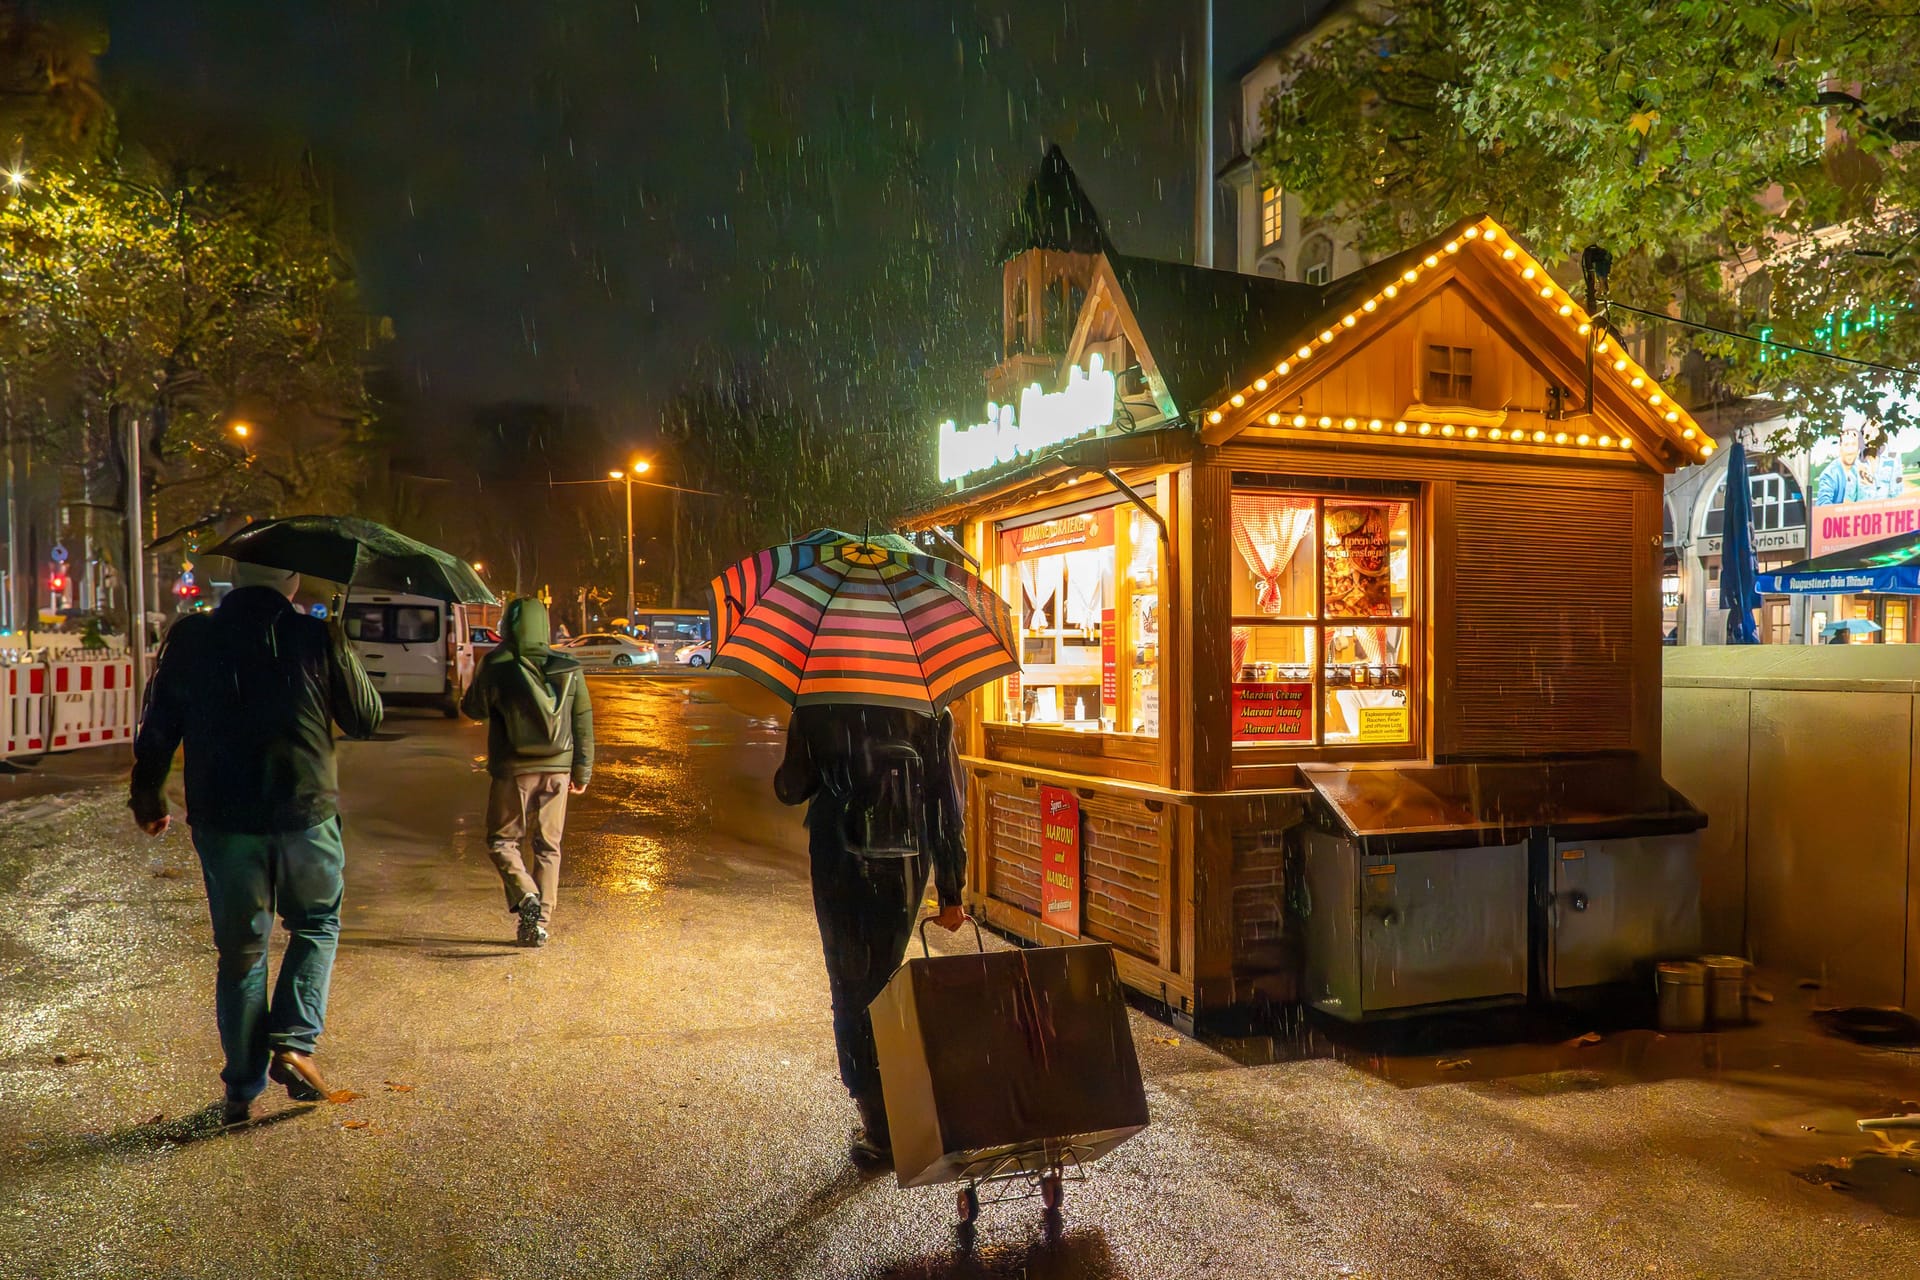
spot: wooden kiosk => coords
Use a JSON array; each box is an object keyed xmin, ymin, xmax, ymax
[{"xmin": 908, "ymin": 151, "xmax": 1708, "ymax": 1026}]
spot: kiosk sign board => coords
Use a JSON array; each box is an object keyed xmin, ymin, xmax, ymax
[
  {"xmin": 1233, "ymin": 682, "xmax": 1313, "ymax": 743},
  {"xmin": 1038, "ymin": 785, "xmax": 1082, "ymax": 936}
]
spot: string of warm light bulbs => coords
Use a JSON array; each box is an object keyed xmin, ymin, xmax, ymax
[{"xmin": 1203, "ymin": 218, "xmax": 1715, "ymax": 465}]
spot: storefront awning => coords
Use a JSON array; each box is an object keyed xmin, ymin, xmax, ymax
[{"xmin": 1754, "ymin": 528, "xmax": 1920, "ymax": 594}]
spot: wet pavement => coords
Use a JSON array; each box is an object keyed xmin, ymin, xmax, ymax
[{"xmin": 3, "ymin": 673, "xmax": 1918, "ymax": 1278}]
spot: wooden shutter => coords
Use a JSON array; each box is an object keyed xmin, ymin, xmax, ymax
[{"xmin": 1445, "ymin": 483, "xmax": 1635, "ymax": 756}]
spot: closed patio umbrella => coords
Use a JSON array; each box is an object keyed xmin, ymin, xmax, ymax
[{"xmin": 1720, "ymin": 441, "xmax": 1763, "ymax": 644}]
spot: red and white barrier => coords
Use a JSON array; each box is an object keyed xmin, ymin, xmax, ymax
[{"xmin": 1, "ymin": 652, "xmax": 136, "ymax": 761}]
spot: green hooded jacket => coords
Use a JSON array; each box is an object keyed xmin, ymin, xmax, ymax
[{"xmin": 460, "ymin": 598, "xmax": 594, "ymax": 785}]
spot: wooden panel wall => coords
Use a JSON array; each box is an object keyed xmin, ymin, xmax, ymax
[
  {"xmin": 1446, "ymin": 482, "xmax": 1636, "ymax": 756},
  {"xmin": 985, "ymin": 788, "xmax": 1042, "ymax": 914},
  {"xmin": 1081, "ymin": 803, "xmax": 1165, "ymax": 961}
]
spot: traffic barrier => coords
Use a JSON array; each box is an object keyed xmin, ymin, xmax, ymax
[{"xmin": 0, "ymin": 650, "xmax": 136, "ymax": 761}]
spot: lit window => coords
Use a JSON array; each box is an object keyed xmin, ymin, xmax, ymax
[
  {"xmin": 1260, "ymin": 186, "xmax": 1283, "ymax": 247},
  {"xmin": 1229, "ymin": 489, "xmax": 1417, "ymax": 748},
  {"xmin": 1424, "ymin": 345, "xmax": 1473, "ymax": 403}
]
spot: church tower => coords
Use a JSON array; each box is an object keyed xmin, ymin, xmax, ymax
[{"xmin": 989, "ymin": 147, "xmax": 1109, "ymax": 405}]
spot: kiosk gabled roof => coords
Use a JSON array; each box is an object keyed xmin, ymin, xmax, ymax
[
  {"xmin": 1000, "ymin": 145, "xmax": 1112, "ymax": 261},
  {"xmin": 1192, "ymin": 214, "xmax": 1715, "ymax": 473}
]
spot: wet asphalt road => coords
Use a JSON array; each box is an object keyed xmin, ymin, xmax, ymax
[{"xmin": 3, "ymin": 674, "xmax": 1919, "ymax": 1279}]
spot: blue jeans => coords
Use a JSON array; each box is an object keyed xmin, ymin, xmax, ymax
[{"xmin": 191, "ymin": 818, "xmax": 346, "ymax": 1101}]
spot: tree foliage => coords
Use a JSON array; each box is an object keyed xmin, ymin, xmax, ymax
[{"xmin": 1254, "ymin": 0, "xmax": 1920, "ymax": 448}]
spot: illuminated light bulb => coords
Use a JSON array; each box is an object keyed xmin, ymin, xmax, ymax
[
  {"xmin": 1597, "ymin": 436, "xmax": 1613, "ymax": 448},
  {"xmin": 1630, "ymin": 376, "xmax": 1645, "ymax": 388},
  {"xmin": 1554, "ymin": 432, "xmax": 1568, "ymax": 444},
  {"xmin": 1343, "ymin": 417, "xmax": 1358, "ymax": 430},
  {"xmin": 1577, "ymin": 433, "xmax": 1591, "ymax": 446},
  {"xmin": 1540, "ymin": 286, "xmax": 1554, "ymax": 299},
  {"xmin": 1648, "ymin": 392, "xmax": 1662, "ymax": 405},
  {"xmin": 1533, "ymin": 431, "xmax": 1547, "ymax": 442},
  {"xmin": 1424, "ymin": 254, "xmax": 1440, "ymax": 268},
  {"xmin": 1277, "ymin": 362, "xmax": 1290, "ymax": 375},
  {"xmin": 1394, "ymin": 421, "xmax": 1408, "ymax": 434},
  {"xmin": 1293, "ymin": 414, "xmax": 1307, "ymax": 427},
  {"xmin": 1297, "ymin": 346, "xmax": 1313, "ymax": 360},
  {"xmin": 1482, "ymin": 226, "xmax": 1498, "ymax": 241},
  {"xmin": 1701, "ymin": 443, "xmax": 1716, "ymax": 455},
  {"xmin": 1419, "ymin": 423, "xmax": 1433, "ymax": 435},
  {"xmin": 1320, "ymin": 329, "xmax": 1335, "ymax": 342},
  {"xmin": 1266, "ymin": 412, "xmax": 1281, "ymax": 426},
  {"xmin": 1383, "ymin": 284, "xmax": 1399, "ymax": 299},
  {"xmin": 1318, "ymin": 416, "xmax": 1333, "ymax": 428},
  {"xmin": 1403, "ymin": 269, "xmax": 1419, "ymax": 283},
  {"xmin": 1465, "ymin": 426, "xmax": 1480, "ymax": 439},
  {"xmin": 1502, "ymin": 248, "xmax": 1517, "ymax": 260},
  {"xmin": 1522, "ymin": 266, "xmax": 1537, "ymax": 279},
  {"xmin": 1578, "ymin": 321, "xmax": 1592, "ymax": 334},
  {"xmin": 1207, "ymin": 410, "xmax": 1223, "ymax": 425},
  {"xmin": 1619, "ymin": 437, "xmax": 1634, "ymax": 450},
  {"xmin": 1254, "ymin": 378, "xmax": 1268, "ymax": 392},
  {"xmin": 1464, "ymin": 226, "xmax": 1481, "ymax": 239},
  {"xmin": 1230, "ymin": 393, "xmax": 1245, "ymax": 407},
  {"xmin": 1368, "ymin": 418, "xmax": 1383, "ymax": 431},
  {"xmin": 1613, "ymin": 358, "xmax": 1629, "ymax": 371},
  {"xmin": 1665, "ymin": 410, "xmax": 1680, "ymax": 422},
  {"xmin": 1682, "ymin": 427, "xmax": 1696, "ymax": 439},
  {"xmin": 1363, "ymin": 298, "xmax": 1378, "ymax": 312},
  {"xmin": 1489, "ymin": 428, "xmax": 1503, "ymax": 440},
  {"xmin": 1342, "ymin": 314, "xmax": 1357, "ymax": 327},
  {"xmin": 1444, "ymin": 241, "xmax": 1460, "ymax": 254},
  {"xmin": 1558, "ymin": 304, "xmax": 1573, "ymax": 316},
  {"xmin": 1441, "ymin": 424, "xmax": 1456, "ymax": 437}
]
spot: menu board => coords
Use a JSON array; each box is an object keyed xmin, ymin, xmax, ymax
[
  {"xmin": 1038, "ymin": 785, "xmax": 1082, "ymax": 935},
  {"xmin": 1324, "ymin": 503, "xmax": 1394, "ymax": 616},
  {"xmin": 1100, "ymin": 609, "xmax": 1117, "ymax": 705},
  {"xmin": 1003, "ymin": 508, "xmax": 1115, "ymax": 561},
  {"xmin": 1233, "ymin": 681, "xmax": 1312, "ymax": 742}
]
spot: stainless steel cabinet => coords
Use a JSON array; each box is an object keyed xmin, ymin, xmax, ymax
[{"xmin": 1549, "ymin": 834, "xmax": 1701, "ymax": 993}]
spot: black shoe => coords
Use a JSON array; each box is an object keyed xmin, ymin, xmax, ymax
[
  {"xmin": 220, "ymin": 1095, "xmax": 252, "ymax": 1125},
  {"xmin": 850, "ymin": 1095, "xmax": 892, "ymax": 1167},
  {"xmin": 516, "ymin": 893, "xmax": 544, "ymax": 946}
]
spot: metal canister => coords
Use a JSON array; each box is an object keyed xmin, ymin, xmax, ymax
[
  {"xmin": 1701, "ymin": 955, "xmax": 1748, "ymax": 1026},
  {"xmin": 1656, "ymin": 961, "xmax": 1707, "ymax": 1032}
]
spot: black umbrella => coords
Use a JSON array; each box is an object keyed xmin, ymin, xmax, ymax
[{"xmin": 204, "ymin": 515, "xmax": 497, "ymax": 605}]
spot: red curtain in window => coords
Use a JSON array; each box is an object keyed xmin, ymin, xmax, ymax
[{"xmin": 1231, "ymin": 495, "xmax": 1314, "ymax": 614}]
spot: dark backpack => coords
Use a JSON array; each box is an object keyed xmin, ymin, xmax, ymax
[{"xmin": 840, "ymin": 737, "xmax": 927, "ymax": 860}]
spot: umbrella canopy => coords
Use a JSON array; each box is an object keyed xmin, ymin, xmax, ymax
[
  {"xmin": 1720, "ymin": 441, "xmax": 1763, "ymax": 644},
  {"xmin": 711, "ymin": 529, "xmax": 1018, "ymax": 715},
  {"xmin": 1821, "ymin": 618, "xmax": 1882, "ymax": 638},
  {"xmin": 1757, "ymin": 527, "xmax": 1920, "ymax": 595},
  {"xmin": 204, "ymin": 515, "xmax": 497, "ymax": 605}
]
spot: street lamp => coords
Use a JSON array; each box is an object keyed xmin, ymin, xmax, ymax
[
  {"xmin": 608, "ymin": 459, "xmax": 651, "ymax": 626},
  {"xmin": 230, "ymin": 421, "xmax": 251, "ymax": 439}
]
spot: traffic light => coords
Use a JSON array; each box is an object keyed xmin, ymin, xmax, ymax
[{"xmin": 47, "ymin": 567, "xmax": 67, "ymax": 596}]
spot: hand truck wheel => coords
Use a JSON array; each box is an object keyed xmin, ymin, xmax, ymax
[{"xmin": 956, "ymin": 1184, "xmax": 980, "ymax": 1225}]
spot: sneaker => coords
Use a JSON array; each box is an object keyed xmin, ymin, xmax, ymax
[{"xmin": 516, "ymin": 893, "xmax": 544, "ymax": 946}]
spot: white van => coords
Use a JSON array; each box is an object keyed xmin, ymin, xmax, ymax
[{"xmin": 343, "ymin": 591, "xmax": 474, "ymax": 717}]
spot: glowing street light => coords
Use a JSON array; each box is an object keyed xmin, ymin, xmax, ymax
[
  {"xmin": 230, "ymin": 421, "xmax": 252, "ymax": 440},
  {"xmin": 471, "ymin": 561, "xmax": 484, "ymax": 573},
  {"xmin": 5, "ymin": 168, "xmax": 26, "ymax": 190},
  {"xmin": 610, "ymin": 459, "xmax": 652, "ymax": 623}
]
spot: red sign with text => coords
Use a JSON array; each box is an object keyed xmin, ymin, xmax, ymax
[
  {"xmin": 1232, "ymin": 682, "xmax": 1313, "ymax": 743},
  {"xmin": 1100, "ymin": 608, "xmax": 1117, "ymax": 707},
  {"xmin": 1038, "ymin": 785, "xmax": 1082, "ymax": 936}
]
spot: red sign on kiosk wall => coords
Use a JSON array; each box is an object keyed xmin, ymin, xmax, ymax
[
  {"xmin": 1099, "ymin": 608, "xmax": 1117, "ymax": 706},
  {"xmin": 1232, "ymin": 682, "xmax": 1312, "ymax": 743},
  {"xmin": 1038, "ymin": 785, "xmax": 1082, "ymax": 936}
]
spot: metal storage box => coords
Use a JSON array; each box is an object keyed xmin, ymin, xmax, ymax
[
  {"xmin": 1302, "ymin": 829, "xmax": 1529, "ymax": 1017},
  {"xmin": 869, "ymin": 941, "xmax": 1148, "ymax": 1189},
  {"xmin": 1549, "ymin": 834, "xmax": 1701, "ymax": 992}
]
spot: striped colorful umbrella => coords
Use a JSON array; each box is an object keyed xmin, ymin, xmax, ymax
[{"xmin": 710, "ymin": 530, "xmax": 1018, "ymax": 715}]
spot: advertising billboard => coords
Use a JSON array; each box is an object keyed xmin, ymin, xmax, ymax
[{"xmin": 1809, "ymin": 409, "xmax": 1920, "ymax": 556}]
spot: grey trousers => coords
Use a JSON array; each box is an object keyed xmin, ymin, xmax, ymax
[{"xmin": 486, "ymin": 772, "xmax": 569, "ymax": 923}]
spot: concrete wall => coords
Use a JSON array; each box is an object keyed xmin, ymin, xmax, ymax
[{"xmin": 1663, "ymin": 647, "xmax": 1920, "ymax": 1009}]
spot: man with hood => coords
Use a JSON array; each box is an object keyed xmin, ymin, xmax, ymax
[
  {"xmin": 131, "ymin": 562, "xmax": 383, "ymax": 1124},
  {"xmin": 461, "ymin": 597, "xmax": 594, "ymax": 946}
]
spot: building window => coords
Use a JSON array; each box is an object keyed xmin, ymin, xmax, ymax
[
  {"xmin": 1299, "ymin": 233, "xmax": 1334, "ymax": 285},
  {"xmin": 1424, "ymin": 345, "xmax": 1473, "ymax": 403},
  {"xmin": 992, "ymin": 501, "xmax": 1161, "ymax": 736},
  {"xmin": 1229, "ymin": 489, "xmax": 1417, "ymax": 748},
  {"xmin": 1260, "ymin": 186, "xmax": 1283, "ymax": 247},
  {"xmin": 1703, "ymin": 460, "xmax": 1807, "ymax": 537}
]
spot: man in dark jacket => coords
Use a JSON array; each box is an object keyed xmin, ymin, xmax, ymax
[
  {"xmin": 775, "ymin": 703, "xmax": 968, "ymax": 1164},
  {"xmin": 461, "ymin": 597, "xmax": 593, "ymax": 946},
  {"xmin": 130, "ymin": 562, "xmax": 382, "ymax": 1123}
]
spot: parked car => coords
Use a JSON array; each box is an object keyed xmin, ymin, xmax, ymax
[
  {"xmin": 676, "ymin": 639, "xmax": 713, "ymax": 667},
  {"xmin": 555, "ymin": 632, "xmax": 661, "ymax": 668}
]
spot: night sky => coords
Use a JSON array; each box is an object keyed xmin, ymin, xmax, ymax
[{"xmin": 90, "ymin": 2, "xmax": 1237, "ymax": 430}]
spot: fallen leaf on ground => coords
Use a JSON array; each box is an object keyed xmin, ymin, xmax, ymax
[
  {"xmin": 327, "ymin": 1090, "xmax": 365, "ymax": 1104},
  {"xmin": 1153, "ymin": 1036, "xmax": 1180, "ymax": 1047},
  {"xmin": 1436, "ymin": 1058, "xmax": 1472, "ymax": 1071},
  {"xmin": 1568, "ymin": 1032, "xmax": 1603, "ymax": 1047},
  {"xmin": 382, "ymin": 1081, "xmax": 415, "ymax": 1092},
  {"xmin": 342, "ymin": 1120, "xmax": 371, "ymax": 1130}
]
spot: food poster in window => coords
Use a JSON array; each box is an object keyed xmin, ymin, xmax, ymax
[
  {"xmin": 1100, "ymin": 609, "xmax": 1117, "ymax": 708},
  {"xmin": 1038, "ymin": 785, "xmax": 1082, "ymax": 935},
  {"xmin": 1125, "ymin": 507, "xmax": 1162, "ymax": 736},
  {"xmin": 1323, "ymin": 503, "xmax": 1399, "ymax": 617},
  {"xmin": 1233, "ymin": 680, "xmax": 1313, "ymax": 743}
]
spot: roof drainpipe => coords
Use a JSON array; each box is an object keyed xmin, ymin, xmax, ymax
[{"xmin": 1196, "ymin": 0, "xmax": 1214, "ymax": 268}]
